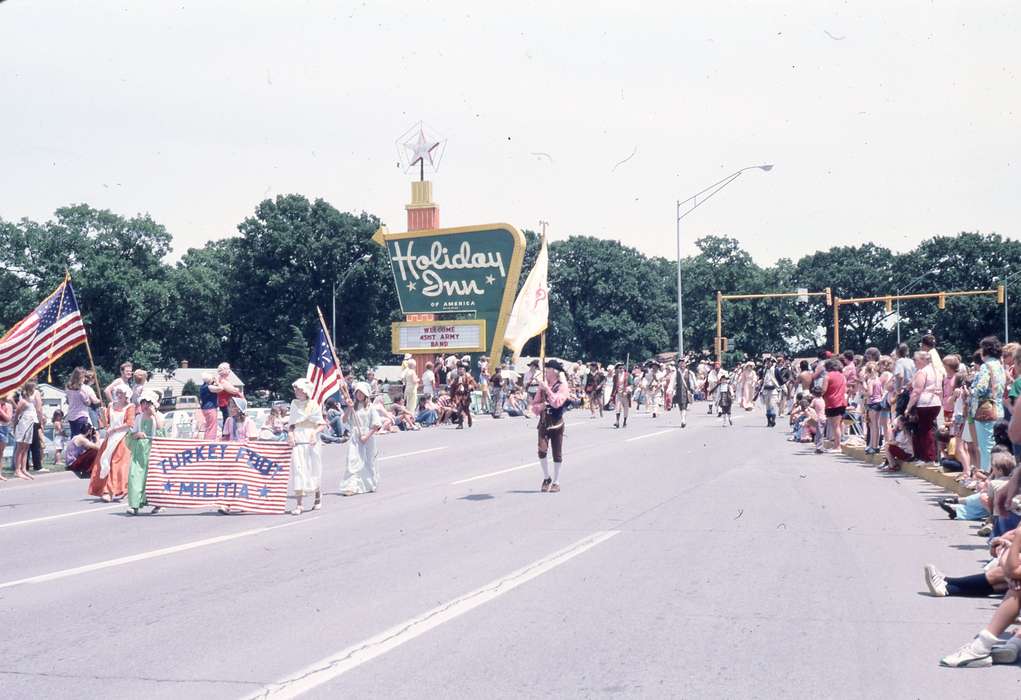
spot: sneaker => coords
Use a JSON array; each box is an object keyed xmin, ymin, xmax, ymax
[
  {"xmin": 548, "ymin": 483, "xmax": 560, "ymax": 493},
  {"xmin": 924, "ymin": 564, "xmax": 948, "ymax": 597},
  {"xmin": 977, "ymin": 523, "xmax": 993, "ymax": 537},
  {"xmin": 940, "ymin": 640, "xmax": 992, "ymax": 668},
  {"xmin": 540, "ymin": 478, "xmax": 552, "ymax": 493},
  {"xmin": 991, "ymin": 638, "xmax": 1021, "ymax": 664},
  {"xmin": 815, "ymin": 447, "xmax": 824, "ymax": 454},
  {"xmin": 938, "ymin": 498, "xmax": 958, "ymax": 520}
]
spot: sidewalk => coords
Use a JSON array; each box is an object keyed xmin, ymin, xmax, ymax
[{"xmin": 840, "ymin": 443, "xmax": 974, "ymax": 497}]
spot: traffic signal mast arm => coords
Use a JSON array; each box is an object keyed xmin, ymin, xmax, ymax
[{"xmin": 832, "ymin": 286, "xmax": 1004, "ymax": 353}]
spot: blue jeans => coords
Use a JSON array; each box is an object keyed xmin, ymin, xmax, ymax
[{"xmin": 415, "ymin": 409, "xmax": 437, "ymax": 427}]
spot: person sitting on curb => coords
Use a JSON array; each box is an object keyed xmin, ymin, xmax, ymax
[
  {"xmin": 938, "ymin": 449, "xmax": 1013, "ymax": 521},
  {"xmin": 878, "ymin": 415, "xmax": 914, "ymax": 473},
  {"xmin": 924, "ymin": 529, "xmax": 1015, "ymax": 598},
  {"xmin": 939, "ymin": 520, "xmax": 1021, "ymax": 667}
]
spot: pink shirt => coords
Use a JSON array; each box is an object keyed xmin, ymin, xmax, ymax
[{"xmin": 531, "ymin": 380, "xmax": 570, "ymax": 416}]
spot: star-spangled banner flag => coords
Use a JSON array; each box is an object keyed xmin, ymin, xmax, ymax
[
  {"xmin": 144, "ymin": 439, "xmax": 292, "ymax": 514},
  {"xmin": 306, "ymin": 325, "xmax": 342, "ymax": 405},
  {"xmin": 0, "ymin": 278, "xmax": 88, "ymax": 395}
]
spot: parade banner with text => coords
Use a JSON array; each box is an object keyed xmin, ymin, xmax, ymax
[{"xmin": 144, "ymin": 439, "xmax": 292, "ymax": 514}]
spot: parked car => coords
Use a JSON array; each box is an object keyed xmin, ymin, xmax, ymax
[
  {"xmin": 162, "ymin": 410, "xmax": 200, "ymax": 439},
  {"xmin": 159, "ymin": 395, "xmax": 200, "ymax": 413}
]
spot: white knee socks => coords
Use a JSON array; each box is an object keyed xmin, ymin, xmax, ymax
[
  {"xmin": 540, "ymin": 456, "xmax": 550, "ymax": 479},
  {"xmin": 553, "ymin": 461, "xmax": 562, "ymax": 484}
]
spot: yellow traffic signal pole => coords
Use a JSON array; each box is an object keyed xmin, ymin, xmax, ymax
[
  {"xmin": 832, "ymin": 287, "xmax": 1005, "ymax": 353},
  {"xmin": 715, "ymin": 288, "xmax": 832, "ymax": 358}
]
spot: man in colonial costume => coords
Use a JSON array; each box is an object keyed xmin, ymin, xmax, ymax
[
  {"xmin": 532, "ymin": 359, "xmax": 570, "ymax": 493},
  {"xmin": 610, "ymin": 363, "xmax": 632, "ymax": 429},
  {"xmin": 671, "ymin": 357, "xmax": 697, "ymax": 428}
]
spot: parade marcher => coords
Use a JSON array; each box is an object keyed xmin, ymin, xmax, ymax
[
  {"xmin": 89, "ymin": 385, "xmax": 135, "ymax": 501},
  {"xmin": 716, "ymin": 370, "xmax": 734, "ymax": 426},
  {"xmin": 671, "ymin": 357, "xmax": 697, "ymax": 428},
  {"xmin": 775, "ymin": 355, "xmax": 793, "ymax": 416},
  {"xmin": 705, "ymin": 361, "xmax": 723, "ymax": 415},
  {"xmin": 340, "ymin": 382, "xmax": 383, "ymax": 496},
  {"xmin": 288, "ymin": 378, "xmax": 328, "ymax": 514},
  {"xmin": 611, "ymin": 363, "xmax": 632, "ymax": 429},
  {"xmin": 759, "ymin": 355, "xmax": 782, "ymax": 427},
  {"xmin": 126, "ymin": 390, "xmax": 164, "ymax": 515},
  {"xmin": 532, "ymin": 359, "xmax": 570, "ymax": 493},
  {"xmin": 449, "ymin": 362, "xmax": 476, "ymax": 429},
  {"xmin": 489, "ymin": 365, "xmax": 506, "ymax": 419},
  {"xmin": 585, "ymin": 362, "xmax": 605, "ymax": 418},
  {"xmin": 645, "ymin": 361, "xmax": 664, "ymax": 418}
]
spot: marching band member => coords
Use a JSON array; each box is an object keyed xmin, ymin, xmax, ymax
[{"xmin": 532, "ymin": 359, "xmax": 570, "ymax": 493}]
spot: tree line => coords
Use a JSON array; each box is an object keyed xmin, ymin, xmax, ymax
[{"xmin": 1, "ymin": 196, "xmax": 1016, "ymax": 393}]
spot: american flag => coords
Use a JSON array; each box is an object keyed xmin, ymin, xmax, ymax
[
  {"xmin": 0, "ymin": 279, "xmax": 88, "ymax": 395},
  {"xmin": 306, "ymin": 325, "xmax": 342, "ymax": 404},
  {"xmin": 144, "ymin": 438, "xmax": 292, "ymax": 514}
]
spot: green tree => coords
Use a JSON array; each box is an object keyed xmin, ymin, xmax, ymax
[
  {"xmin": 181, "ymin": 380, "xmax": 199, "ymax": 397},
  {"xmin": 277, "ymin": 324, "xmax": 310, "ymax": 392}
]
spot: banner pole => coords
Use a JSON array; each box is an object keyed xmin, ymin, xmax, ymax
[
  {"xmin": 539, "ymin": 331, "xmax": 546, "ymax": 372},
  {"xmin": 316, "ymin": 305, "xmax": 351, "ymax": 402}
]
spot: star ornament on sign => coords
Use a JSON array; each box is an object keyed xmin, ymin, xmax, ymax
[{"xmin": 395, "ymin": 121, "xmax": 446, "ymax": 176}]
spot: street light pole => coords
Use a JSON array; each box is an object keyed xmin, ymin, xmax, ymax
[
  {"xmin": 332, "ymin": 253, "xmax": 374, "ymax": 347},
  {"xmin": 675, "ymin": 164, "xmax": 773, "ymax": 358},
  {"xmin": 994, "ymin": 272, "xmax": 1021, "ymax": 343}
]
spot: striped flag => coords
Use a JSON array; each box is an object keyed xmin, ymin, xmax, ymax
[
  {"xmin": 0, "ymin": 279, "xmax": 88, "ymax": 395},
  {"xmin": 306, "ymin": 325, "xmax": 342, "ymax": 404},
  {"xmin": 144, "ymin": 438, "xmax": 292, "ymax": 514}
]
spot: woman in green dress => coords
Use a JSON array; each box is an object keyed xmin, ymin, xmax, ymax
[{"xmin": 127, "ymin": 390, "xmax": 165, "ymax": 515}]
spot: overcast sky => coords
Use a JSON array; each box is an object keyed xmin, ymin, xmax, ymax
[{"xmin": 2, "ymin": 1, "xmax": 1018, "ymax": 265}]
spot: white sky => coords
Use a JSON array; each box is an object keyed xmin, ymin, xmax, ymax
[{"xmin": 2, "ymin": 1, "xmax": 1018, "ymax": 265}]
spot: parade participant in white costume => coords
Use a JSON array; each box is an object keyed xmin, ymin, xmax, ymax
[
  {"xmin": 705, "ymin": 361, "xmax": 723, "ymax": 415},
  {"xmin": 758, "ymin": 355, "xmax": 782, "ymax": 427},
  {"xmin": 288, "ymin": 378, "xmax": 327, "ymax": 514},
  {"xmin": 340, "ymin": 382, "xmax": 383, "ymax": 496}
]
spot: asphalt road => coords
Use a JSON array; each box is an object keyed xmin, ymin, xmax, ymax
[{"xmin": 1, "ymin": 403, "xmax": 1019, "ymax": 699}]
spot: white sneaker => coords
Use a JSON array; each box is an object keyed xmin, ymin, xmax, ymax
[
  {"xmin": 940, "ymin": 640, "xmax": 992, "ymax": 668},
  {"xmin": 991, "ymin": 638, "xmax": 1021, "ymax": 664},
  {"xmin": 924, "ymin": 564, "xmax": 948, "ymax": 597}
]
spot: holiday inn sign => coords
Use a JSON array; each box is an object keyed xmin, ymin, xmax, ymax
[{"xmin": 374, "ymin": 222, "xmax": 525, "ymax": 367}]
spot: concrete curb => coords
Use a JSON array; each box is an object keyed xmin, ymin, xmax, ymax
[{"xmin": 840, "ymin": 444, "xmax": 975, "ymax": 497}]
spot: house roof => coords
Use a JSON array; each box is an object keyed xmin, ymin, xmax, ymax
[{"xmin": 171, "ymin": 368, "xmax": 244, "ymax": 387}]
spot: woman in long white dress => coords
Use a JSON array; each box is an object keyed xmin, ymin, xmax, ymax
[
  {"xmin": 340, "ymin": 382, "xmax": 383, "ymax": 496},
  {"xmin": 288, "ymin": 379, "xmax": 327, "ymax": 515}
]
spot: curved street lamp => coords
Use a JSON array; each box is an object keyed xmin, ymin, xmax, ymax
[{"xmin": 675, "ymin": 164, "xmax": 773, "ymax": 356}]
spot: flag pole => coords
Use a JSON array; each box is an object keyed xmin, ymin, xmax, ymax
[
  {"xmin": 316, "ymin": 305, "xmax": 351, "ymax": 402},
  {"xmin": 46, "ymin": 272, "xmax": 71, "ymax": 383}
]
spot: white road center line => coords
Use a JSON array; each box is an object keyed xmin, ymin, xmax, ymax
[
  {"xmin": 378, "ymin": 446, "xmax": 447, "ymax": 462},
  {"xmin": 249, "ymin": 529, "xmax": 621, "ymax": 699},
  {"xmin": 0, "ymin": 519, "xmax": 308, "ymax": 590},
  {"xmin": 450, "ymin": 461, "xmax": 538, "ymax": 485},
  {"xmin": 0, "ymin": 504, "xmax": 121, "ymax": 530},
  {"xmin": 625, "ymin": 428, "xmax": 676, "ymax": 443}
]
